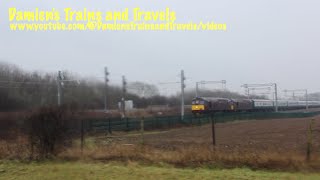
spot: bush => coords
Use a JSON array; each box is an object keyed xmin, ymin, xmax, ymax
[{"xmin": 27, "ymin": 106, "xmax": 74, "ymax": 158}]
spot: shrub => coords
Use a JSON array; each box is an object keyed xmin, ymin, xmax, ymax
[{"xmin": 27, "ymin": 106, "xmax": 74, "ymax": 158}]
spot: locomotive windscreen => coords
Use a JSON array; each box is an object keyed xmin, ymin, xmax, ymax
[{"xmin": 192, "ymin": 100, "xmax": 205, "ymax": 105}]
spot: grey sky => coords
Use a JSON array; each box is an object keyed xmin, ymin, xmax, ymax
[{"xmin": 0, "ymin": 0, "xmax": 319, "ymax": 97}]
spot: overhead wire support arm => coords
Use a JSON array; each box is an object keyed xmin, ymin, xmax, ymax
[
  {"xmin": 196, "ymin": 80, "xmax": 227, "ymax": 97},
  {"xmin": 241, "ymin": 83, "xmax": 278, "ymax": 112},
  {"xmin": 283, "ymin": 89, "xmax": 308, "ymax": 111},
  {"xmin": 158, "ymin": 81, "xmax": 180, "ymax": 85},
  {"xmin": 56, "ymin": 71, "xmax": 82, "ymax": 106}
]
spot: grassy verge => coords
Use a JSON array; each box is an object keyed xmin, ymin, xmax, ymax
[{"xmin": 0, "ymin": 161, "xmax": 320, "ymax": 180}]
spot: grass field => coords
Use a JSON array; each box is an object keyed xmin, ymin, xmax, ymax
[{"xmin": 1, "ymin": 161, "xmax": 320, "ymax": 180}]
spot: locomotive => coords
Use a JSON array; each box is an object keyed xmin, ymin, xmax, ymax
[{"xmin": 191, "ymin": 97, "xmax": 320, "ymax": 114}]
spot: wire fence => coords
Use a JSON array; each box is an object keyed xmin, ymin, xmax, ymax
[
  {"xmin": 1, "ymin": 109, "xmax": 320, "ymax": 162},
  {"xmin": 85, "ymin": 111, "xmax": 320, "ymax": 133}
]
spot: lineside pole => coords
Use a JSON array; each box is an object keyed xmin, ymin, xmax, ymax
[
  {"xmin": 104, "ymin": 67, "xmax": 111, "ymax": 134},
  {"xmin": 306, "ymin": 119, "xmax": 315, "ymax": 161},
  {"xmin": 181, "ymin": 70, "xmax": 185, "ymax": 120},
  {"xmin": 140, "ymin": 116, "xmax": 144, "ymax": 145},
  {"xmin": 306, "ymin": 89, "xmax": 309, "ymax": 111},
  {"xmin": 57, "ymin": 71, "xmax": 62, "ymax": 106},
  {"xmin": 122, "ymin": 76, "xmax": 127, "ymax": 118},
  {"xmin": 195, "ymin": 82, "xmax": 199, "ymax": 97},
  {"xmin": 274, "ymin": 83, "xmax": 278, "ymax": 112},
  {"xmin": 104, "ymin": 67, "xmax": 109, "ymax": 112}
]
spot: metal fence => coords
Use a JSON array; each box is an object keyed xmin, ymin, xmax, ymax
[{"xmin": 85, "ymin": 111, "xmax": 320, "ymax": 133}]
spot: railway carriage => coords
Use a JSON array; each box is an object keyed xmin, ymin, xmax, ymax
[
  {"xmin": 235, "ymin": 99, "xmax": 253, "ymax": 111},
  {"xmin": 252, "ymin": 99, "xmax": 273, "ymax": 111}
]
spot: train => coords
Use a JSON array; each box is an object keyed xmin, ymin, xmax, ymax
[{"xmin": 191, "ymin": 97, "xmax": 320, "ymax": 114}]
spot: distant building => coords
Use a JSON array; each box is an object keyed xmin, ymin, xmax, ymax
[{"xmin": 118, "ymin": 100, "xmax": 134, "ymax": 111}]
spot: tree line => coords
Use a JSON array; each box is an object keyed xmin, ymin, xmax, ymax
[{"xmin": 0, "ymin": 61, "xmax": 271, "ymax": 111}]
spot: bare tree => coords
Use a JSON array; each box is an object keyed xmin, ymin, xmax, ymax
[{"xmin": 128, "ymin": 81, "xmax": 160, "ymax": 98}]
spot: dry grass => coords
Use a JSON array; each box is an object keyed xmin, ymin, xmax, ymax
[
  {"xmin": 1, "ymin": 135, "xmax": 320, "ymax": 171},
  {"xmin": 58, "ymin": 144, "xmax": 320, "ymax": 172},
  {"xmin": 0, "ymin": 136, "xmax": 30, "ymax": 160},
  {"xmin": 1, "ymin": 131, "xmax": 320, "ymax": 172}
]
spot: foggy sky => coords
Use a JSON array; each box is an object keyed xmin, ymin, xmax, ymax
[{"xmin": 0, "ymin": 0, "xmax": 319, "ymax": 97}]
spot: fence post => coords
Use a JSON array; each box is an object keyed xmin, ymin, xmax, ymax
[
  {"xmin": 81, "ymin": 118, "xmax": 84, "ymax": 155},
  {"xmin": 151, "ymin": 117, "xmax": 154, "ymax": 129},
  {"xmin": 211, "ymin": 113, "xmax": 216, "ymax": 146},
  {"xmin": 126, "ymin": 117, "xmax": 129, "ymax": 131},
  {"xmin": 108, "ymin": 118, "xmax": 112, "ymax": 134},
  {"xmin": 306, "ymin": 119, "xmax": 315, "ymax": 161},
  {"xmin": 198, "ymin": 115, "xmax": 201, "ymax": 126},
  {"xmin": 140, "ymin": 116, "xmax": 144, "ymax": 145},
  {"xmin": 88, "ymin": 119, "xmax": 92, "ymax": 131}
]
